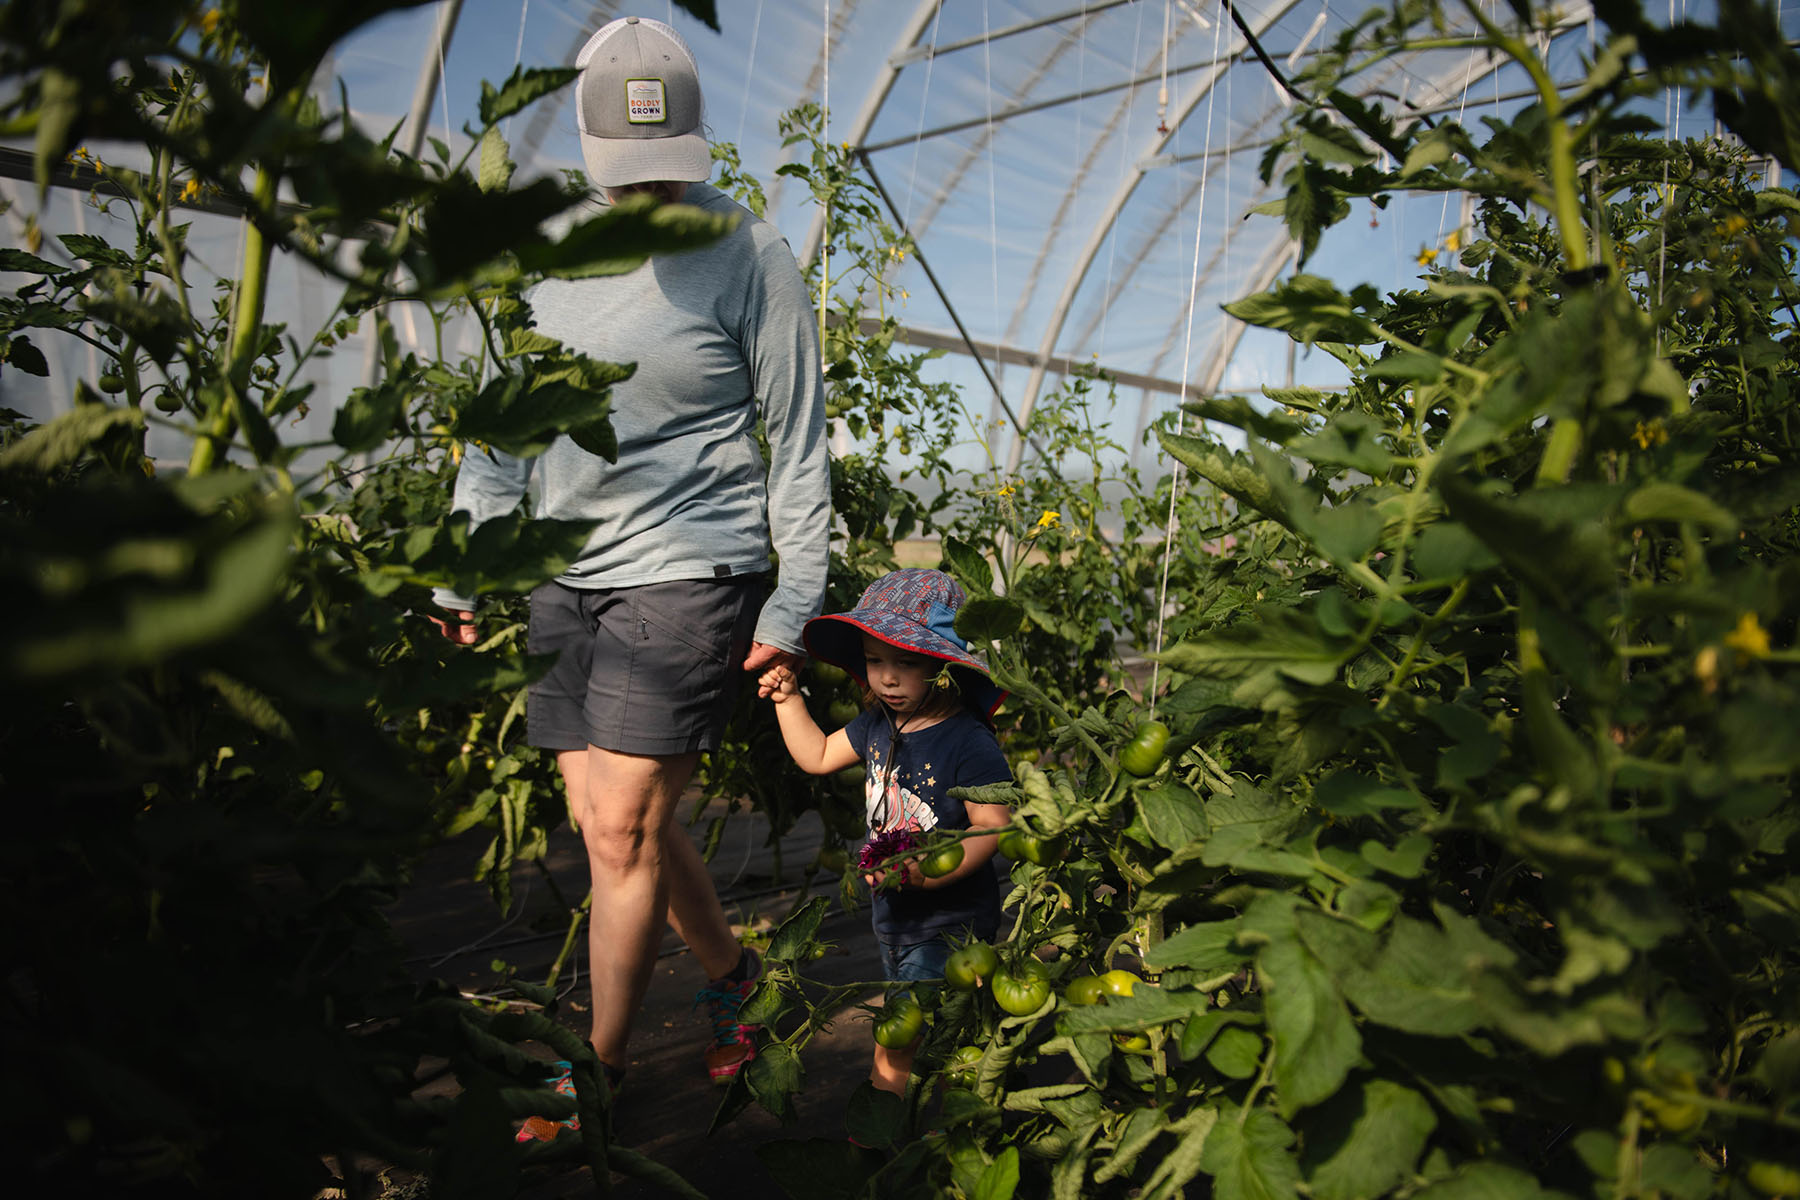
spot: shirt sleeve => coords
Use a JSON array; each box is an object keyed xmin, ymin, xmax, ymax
[
  {"xmin": 429, "ymin": 444, "xmax": 535, "ymax": 613},
  {"xmin": 845, "ymin": 707, "xmax": 881, "ymax": 763},
  {"xmin": 740, "ymin": 232, "xmax": 831, "ymax": 654}
]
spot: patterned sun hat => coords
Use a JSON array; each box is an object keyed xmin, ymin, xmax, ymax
[{"xmin": 804, "ymin": 569, "xmax": 1004, "ymax": 716}]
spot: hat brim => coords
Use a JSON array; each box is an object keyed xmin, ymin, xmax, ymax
[
  {"xmin": 804, "ymin": 613, "xmax": 1006, "ymax": 718},
  {"xmin": 581, "ymin": 130, "xmax": 712, "ymax": 188}
]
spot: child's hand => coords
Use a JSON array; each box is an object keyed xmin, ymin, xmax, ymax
[{"xmin": 759, "ymin": 663, "xmax": 800, "ymax": 702}]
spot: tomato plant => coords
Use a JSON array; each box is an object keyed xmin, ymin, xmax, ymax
[
  {"xmin": 0, "ymin": 0, "xmax": 743, "ymax": 1191},
  {"xmin": 739, "ymin": 3, "xmax": 1800, "ymax": 1195}
]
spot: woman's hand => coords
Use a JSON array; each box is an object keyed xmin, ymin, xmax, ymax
[
  {"xmin": 745, "ymin": 642, "xmax": 802, "ymax": 698},
  {"xmin": 430, "ymin": 609, "xmax": 478, "ymax": 645}
]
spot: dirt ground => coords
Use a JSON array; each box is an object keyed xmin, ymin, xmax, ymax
[{"xmin": 383, "ymin": 796, "xmax": 892, "ymax": 1200}]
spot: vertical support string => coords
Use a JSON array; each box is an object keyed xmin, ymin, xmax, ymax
[
  {"xmin": 735, "ymin": 0, "xmax": 768, "ymax": 151},
  {"xmin": 1147, "ymin": 0, "xmax": 1227, "ymax": 711},
  {"xmin": 983, "ymin": 1, "xmax": 1002, "ymax": 360},
  {"xmin": 818, "ymin": 0, "xmax": 832, "ymax": 358}
]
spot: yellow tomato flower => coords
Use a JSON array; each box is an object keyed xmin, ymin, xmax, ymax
[
  {"xmin": 1724, "ymin": 613, "xmax": 1771, "ymax": 660},
  {"xmin": 180, "ymin": 178, "xmax": 202, "ymax": 203},
  {"xmin": 1416, "ymin": 246, "xmax": 1438, "ymax": 266},
  {"xmin": 996, "ymin": 484, "xmax": 1017, "ymax": 498},
  {"xmin": 201, "ymin": 8, "xmax": 222, "ymax": 33},
  {"xmin": 1717, "ymin": 214, "xmax": 1749, "ymax": 237},
  {"xmin": 1034, "ymin": 510, "xmax": 1060, "ymax": 531},
  {"xmin": 1631, "ymin": 419, "xmax": 1669, "ymax": 449},
  {"xmin": 1444, "ymin": 229, "xmax": 1463, "ymax": 252}
]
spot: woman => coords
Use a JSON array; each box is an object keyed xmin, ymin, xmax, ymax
[{"xmin": 434, "ymin": 15, "xmax": 831, "ymax": 1140}]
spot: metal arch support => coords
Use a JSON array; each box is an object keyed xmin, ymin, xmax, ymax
[
  {"xmin": 1112, "ymin": 3, "xmax": 1598, "ymax": 425},
  {"xmin": 360, "ymin": 0, "xmax": 465, "ymax": 396},
  {"xmin": 1125, "ymin": 220, "xmax": 1294, "ymax": 469},
  {"xmin": 1196, "ymin": 234, "xmax": 1299, "ymax": 397},
  {"xmin": 797, "ymin": 0, "xmax": 944, "ymax": 268},
  {"xmin": 1002, "ymin": 0, "xmax": 1308, "ymax": 476}
]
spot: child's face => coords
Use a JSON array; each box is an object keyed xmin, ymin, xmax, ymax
[{"xmin": 861, "ymin": 633, "xmax": 936, "ymax": 718}]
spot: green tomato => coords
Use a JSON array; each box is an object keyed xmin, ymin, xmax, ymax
[
  {"xmin": 828, "ymin": 698, "xmax": 862, "ymax": 725},
  {"xmin": 873, "ymin": 993, "xmax": 925, "ymax": 1048},
  {"xmin": 997, "ymin": 828, "xmax": 1066, "ymax": 867},
  {"xmin": 944, "ymin": 942, "xmax": 998, "ymax": 991},
  {"xmin": 1120, "ymin": 720, "xmax": 1171, "ymax": 776},
  {"xmin": 1112, "ymin": 1031, "xmax": 1151, "ymax": 1053},
  {"xmin": 943, "ymin": 1044, "xmax": 985, "ymax": 1089},
  {"xmin": 1099, "ymin": 969, "xmax": 1139, "ymax": 998},
  {"xmin": 1063, "ymin": 974, "xmax": 1107, "ymax": 1007},
  {"xmin": 1747, "ymin": 1162, "xmax": 1800, "ymax": 1197},
  {"xmin": 812, "ymin": 660, "xmax": 849, "ymax": 685},
  {"xmin": 991, "ymin": 962, "xmax": 1052, "ymax": 1017},
  {"xmin": 816, "ymin": 846, "xmax": 849, "ymax": 873},
  {"xmin": 153, "ymin": 392, "xmax": 183, "ymax": 414},
  {"xmin": 98, "ymin": 372, "xmax": 126, "ymax": 394},
  {"xmin": 919, "ymin": 840, "xmax": 965, "ymax": 879},
  {"xmin": 1641, "ymin": 1094, "xmax": 1705, "ymax": 1135}
]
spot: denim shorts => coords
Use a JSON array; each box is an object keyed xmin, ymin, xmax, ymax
[
  {"xmin": 525, "ymin": 576, "xmax": 761, "ymax": 755},
  {"xmin": 878, "ymin": 935, "xmax": 953, "ymax": 983}
]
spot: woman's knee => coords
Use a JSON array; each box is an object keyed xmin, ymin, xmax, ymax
[{"xmin": 584, "ymin": 816, "xmax": 662, "ymax": 874}]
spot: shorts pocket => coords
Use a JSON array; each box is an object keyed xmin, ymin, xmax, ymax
[{"xmin": 633, "ymin": 582, "xmax": 741, "ymax": 665}]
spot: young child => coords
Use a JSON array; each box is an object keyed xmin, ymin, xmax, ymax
[{"xmin": 759, "ymin": 568, "xmax": 1013, "ymax": 1097}]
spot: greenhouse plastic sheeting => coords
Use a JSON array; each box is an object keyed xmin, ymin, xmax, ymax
[{"xmin": 2, "ymin": 0, "xmax": 1786, "ymax": 472}]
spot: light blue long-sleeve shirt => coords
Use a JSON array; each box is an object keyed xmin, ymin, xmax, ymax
[{"xmin": 432, "ymin": 182, "xmax": 831, "ymax": 654}]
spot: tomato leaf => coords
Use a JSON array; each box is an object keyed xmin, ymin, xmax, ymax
[
  {"xmin": 1304, "ymin": 1079, "xmax": 1437, "ymax": 1200},
  {"xmin": 1136, "ymin": 781, "xmax": 1209, "ymax": 852},
  {"xmin": 844, "ymin": 1082, "xmax": 904, "ymax": 1150},
  {"xmin": 478, "ymin": 65, "xmax": 579, "ymax": 126},
  {"xmin": 767, "ymin": 895, "xmax": 832, "ymax": 962},
  {"xmin": 1199, "ymin": 1104, "xmax": 1301, "ymax": 1200},
  {"xmin": 1245, "ymin": 897, "xmax": 1363, "ymax": 1116},
  {"xmin": 974, "ymin": 1146, "xmax": 1021, "ymax": 1200}
]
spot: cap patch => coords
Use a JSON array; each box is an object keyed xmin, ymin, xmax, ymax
[{"xmin": 625, "ymin": 78, "xmax": 667, "ymax": 124}]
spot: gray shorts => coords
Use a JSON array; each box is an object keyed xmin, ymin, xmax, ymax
[{"xmin": 526, "ymin": 576, "xmax": 763, "ymax": 755}]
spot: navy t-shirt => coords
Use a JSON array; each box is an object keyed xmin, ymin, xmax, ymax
[{"xmin": 846, "ymin": 707, "xmax": 1012, "ymax": 945}]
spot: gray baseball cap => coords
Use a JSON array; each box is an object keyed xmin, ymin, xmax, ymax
[{"xmin": 574, "ymin": 16, "xmax": 711, "ymax": 188}]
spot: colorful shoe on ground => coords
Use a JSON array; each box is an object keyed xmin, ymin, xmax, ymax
[
  {"xmin": 514, "ymin": 1059, "xmax": 579, "ymax": 1144},
  {"xmin": 696, "ymin": 949, "xmax": 763, "ymax": 1084},
  {"xmin": 514, "ymin": 1058, "xmax": 622, "ymax": 1143}
]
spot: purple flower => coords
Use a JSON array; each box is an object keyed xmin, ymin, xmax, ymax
[{"xmin": 857, "ymin": 828, "xmax": 920, "ymax": 871}]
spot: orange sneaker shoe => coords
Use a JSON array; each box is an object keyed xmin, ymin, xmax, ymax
[
  {"xmin": 696, "ymin": 950, "xmax": 762, "ymax": 1084},
  {"xmin": 514, "ymin": 1060, "xmax": 578, "ymax": 1144}
]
